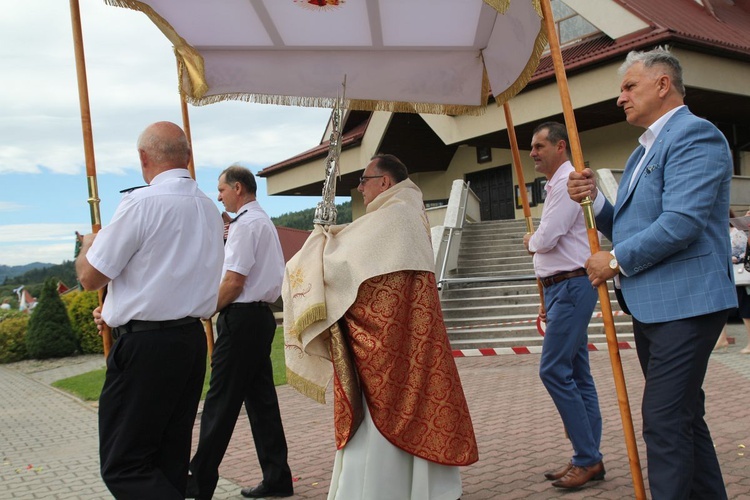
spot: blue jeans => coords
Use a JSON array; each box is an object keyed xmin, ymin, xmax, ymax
[{"xmin": 540, "ymin": 276, "xmax": 602, "ymax": 466}]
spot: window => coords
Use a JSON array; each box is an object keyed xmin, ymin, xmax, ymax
[{"xmin": 550, "ymin": 0, "xmax": 599, "ymax": 47}]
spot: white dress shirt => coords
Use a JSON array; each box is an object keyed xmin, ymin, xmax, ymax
[
  {"xmin": 224, "ymin": 201, "xmax": 285, "ymax": 304},
  {"xmin": 86, "ymin": 168, "xmax": 224, "ymax": 327},
  {"xmin": 627, "ymin": 105, "xmax": 684, "ymax": 191}
]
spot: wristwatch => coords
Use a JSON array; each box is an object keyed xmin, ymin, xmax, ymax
[{"xmin": 608, "ymin": 255, "xmax": 619, "ymax": 272}]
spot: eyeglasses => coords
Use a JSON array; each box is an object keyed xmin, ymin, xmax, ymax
[{"xmin": 359, "ymin": 175, "xmax": 384, "ymax": 185}]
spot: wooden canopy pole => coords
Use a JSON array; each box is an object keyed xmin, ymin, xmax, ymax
[
  {"xmin": 178, "ymin": 74, "xmax": 215, "ymax": 358},
  {"xmin": 180, "ymin": 92, "xmax": 197, "ymax": 179},
  {"xmin": 504, "ymin": 103, "xmax": 533, "ymax": 234},
  {"xmin": 538, "ymin": 1, "xmax": 646, "ymax": 497},
  {"xmin": 69, "ymin": 0, "xmax": 112, "ymax": 358},
  {"xmin": 503, "ymin": 102, "xmax": 545, "ymax": 306}
]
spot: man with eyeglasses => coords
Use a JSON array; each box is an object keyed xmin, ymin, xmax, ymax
[
  {"xmin": 283, "ymin": 153, "xmax": 478, "ymax": 500},
  {"xmin": 356, "ymin": 169, "xmax": 386, "ymax": 206}
]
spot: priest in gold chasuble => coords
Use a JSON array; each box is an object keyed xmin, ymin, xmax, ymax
[{"xmin": 283, "ymin": 154, "xmax": 478, "ymax": 500}]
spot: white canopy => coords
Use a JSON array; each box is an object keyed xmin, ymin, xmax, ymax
[{"xmin": 105, "ymin": 0, "xmax": 546, "ymax": 115}]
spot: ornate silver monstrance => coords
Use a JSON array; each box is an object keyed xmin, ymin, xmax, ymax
[{"xmin": 312, "ymin": 79, "xmax": 346, "ymax": 226}]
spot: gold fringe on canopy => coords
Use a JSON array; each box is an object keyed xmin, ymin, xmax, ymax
[
  {"xmin": 104, "ymin": 0, "xmax": 208, "ymax": 98},
  {"xmin": 533, "ymin": 0, "xmax": 543, "ymax": 18},
  {"xmin": 104, "ymin": 0, "xmax": 539, "ymax": 116},
  {"xmin": 491, "ymin": 11, "xmax": 548, "ymax": 107},
  {"xmin": 482, "ymin": 0, "xmax": 543, "ymax": 18},
  {"xmin": 482, "ymin": 0, "xmax": 511, "ymax": 14},
  {"xmin": 184, "ymin": 93, "xmax": 490, "ymax": 117}
]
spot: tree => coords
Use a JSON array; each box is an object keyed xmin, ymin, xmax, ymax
[
  {"xmin": 271, "ymin": 201, "xmax": 352, "ymax": 230},
  {"xmin": 64, "ymin": 290, "xmax": 103, "ymax": 354},
  {"xmin": 0, "ymin": 311, "xmax": 29, "ymax": 363},
  {"xmin": 25, "ymin": 278, "xmax": 77, "ymax": 359}
]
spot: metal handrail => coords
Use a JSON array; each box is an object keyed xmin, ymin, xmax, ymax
[
  {"xmin": 437, "ymin": 228, "xmax": 456, "ymax": 287},
  {"xmin": 437, "ymin": 181, "xmax": 471, "ymax": 287},
  {"xmin": 458, "ymin": 180, "xmax": 470, "ymax": 230}
]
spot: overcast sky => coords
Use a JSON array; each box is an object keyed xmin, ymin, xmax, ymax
[{"xmin": 0, "ymin": 0, "xmax": 335, "ymax": 267}]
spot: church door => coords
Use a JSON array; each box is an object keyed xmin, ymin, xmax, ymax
[{"xmin": 466, "ymin": 165, "xmax": 514, "ymax": 221}]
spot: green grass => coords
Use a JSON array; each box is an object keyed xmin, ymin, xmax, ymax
[
  {"xmin": 270, "ymin": 326, "xmax": 287, "ymax": 386},
  {"xmin": 52, "ymin": 367, "xmax": 107, "ymax": 401},
  {"xmin": 52, "ymin": 327, "xmax": 287, "ymax": 401}
]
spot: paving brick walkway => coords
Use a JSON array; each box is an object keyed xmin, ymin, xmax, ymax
[{"xmin": 2, "ymin": 323, "xmax": 749, "ymax": 499}]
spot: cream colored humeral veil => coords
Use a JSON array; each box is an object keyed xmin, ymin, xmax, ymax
[{"xmin": 282, "ymin": 179, "xmax": 434, "ymax": 403}]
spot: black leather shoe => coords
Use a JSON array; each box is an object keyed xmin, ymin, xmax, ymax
[{"xmin": 240, "ymin": 481, "xmax": 293, "ymax": 498}]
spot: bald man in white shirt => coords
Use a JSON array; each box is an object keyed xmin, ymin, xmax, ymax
[{"xmin": 76, "ymin": 121, "xmax": 224, "ymax": 499}]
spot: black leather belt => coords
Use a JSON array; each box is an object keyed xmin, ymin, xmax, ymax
[
  {"xmin": 111, "ymin": 317, "xmax": 200, "ymax": 340},
  {"xmin": 540, "ymin": 268, "xmax": 587, "ymax": 288},
  {"xmin": 225, "ymin": 301, "xmax": 269, "ymax": 310}
]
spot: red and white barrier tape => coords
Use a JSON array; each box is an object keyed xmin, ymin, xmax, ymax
[
  {"xmin": 450, "ymin": 311, "xmax": 634, "ymax": 357},
  {"xmin": 452, "ymin": 341, "xmax": 636, "ymax": 357}
]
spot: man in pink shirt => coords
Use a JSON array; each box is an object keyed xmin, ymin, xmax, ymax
[{"xmin": 523, "ymin": 122, "xmax": 604, "ymax": 490}]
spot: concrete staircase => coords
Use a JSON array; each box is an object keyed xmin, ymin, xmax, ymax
[{"xmin": 440, "ymin": 219, "xmax": 634, "ymax": 351}]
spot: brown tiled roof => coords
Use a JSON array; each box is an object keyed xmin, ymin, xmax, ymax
[
  {"xmin": 618, "ymin": 0, "xmax": 750, "ymax": 53},
  {"xmin": 532, "ymin": 0, "xmax": 750, "ymax": 83},
  {"xmin": 275, "ymin": 226, "xmax": 311, "ymax": 263}
]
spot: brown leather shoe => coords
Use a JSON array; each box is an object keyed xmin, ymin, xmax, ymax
[
  {"xmin": 544, "ymin": 462, "xmax": 572, "ymax": 480},
  {"xmin": 552, "ymin": 461, "xmax": 605, "ymax": 489}
]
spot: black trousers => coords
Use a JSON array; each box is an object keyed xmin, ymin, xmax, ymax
[
  {"xmin": 99, "ymin": 321, "xmax": 206, "ymax": 500},
  {"xmin": 633, "ymin": 308, "xmax": 730, "ymax": 500},
  {"xmin": 190, "ymin": 304, "xmax": 292, "ymax": 498}
]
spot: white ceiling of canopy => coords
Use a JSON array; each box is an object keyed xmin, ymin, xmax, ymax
[{"xmin": 105, "ymin": 0, "xmax": 546, "ymax": 114}]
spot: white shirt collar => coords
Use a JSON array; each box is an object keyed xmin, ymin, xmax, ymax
[
  {"xmin": 638, "ymin": 105, "xmax": 684, "ymax": 151},
  {"xmin": 150, "ymin": 168, "xmax": 192, "ymax": 185},
  {"xmin": 236, "ymin": 200, "xmax": 259, "ymax": 215},
  {"xmin": 547, "ymin": 160, "xmax": 572, "ymax": 189}
]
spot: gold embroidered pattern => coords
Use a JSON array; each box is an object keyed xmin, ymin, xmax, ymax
[
  {"xmin": 332, "ymin": 270, "xmax": 478, "ymax": 466},
  {"xmin": 288, "ymin": 268, "xmax": 305, "ymax": 291}
]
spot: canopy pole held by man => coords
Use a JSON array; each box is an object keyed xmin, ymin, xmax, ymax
[
  {"xmin": 538, "ymin": 0, "xmax": 646, "ymax": 498},
  {"xmin": 503, "ymin": 102, "xmax": 545, "ymax": 307},
  {"xmin": 178, "ymin": 62, "xmax": 216, "ymax": 358},
  {"xmin": 69, "ymin": 0, "xmax": 112, "ymax": 357}
]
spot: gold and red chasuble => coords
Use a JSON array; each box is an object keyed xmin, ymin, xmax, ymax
[{"xmin": 332, "ymin": 270, "xmax": 479, "ymax": 466}]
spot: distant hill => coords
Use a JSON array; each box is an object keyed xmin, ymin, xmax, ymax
[
  {"xmin": 0, "ymin": 262, "xmax": 54, "ymax": 284},
  {"xmin": 2, "ymin": 261, "xmax": 77, "ymax": 289},
  {"xmin": 271, "ymin": 200, "xmax": 351, "ymax": 230}
]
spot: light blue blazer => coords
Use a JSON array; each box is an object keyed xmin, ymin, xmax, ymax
[{"xmin": 596, "ymin": 107, "xmax": 736, "ymax": 323}]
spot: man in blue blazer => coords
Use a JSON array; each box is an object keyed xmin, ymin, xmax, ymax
[{"xmin": 568, "ymin": 47, "xmax": 736, "ymax": 499}]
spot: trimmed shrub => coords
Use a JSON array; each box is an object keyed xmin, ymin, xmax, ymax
[
  {"xmin": 0, "ymin": 311, "xmax": 29, "ymax": 363},
  {"xmin": 65, "ymin": 291, "xmax": 103, "ymax": 354},
  {"xmin": 25, "ymin": 278, "xmax": 77, "ymax": 359}
]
